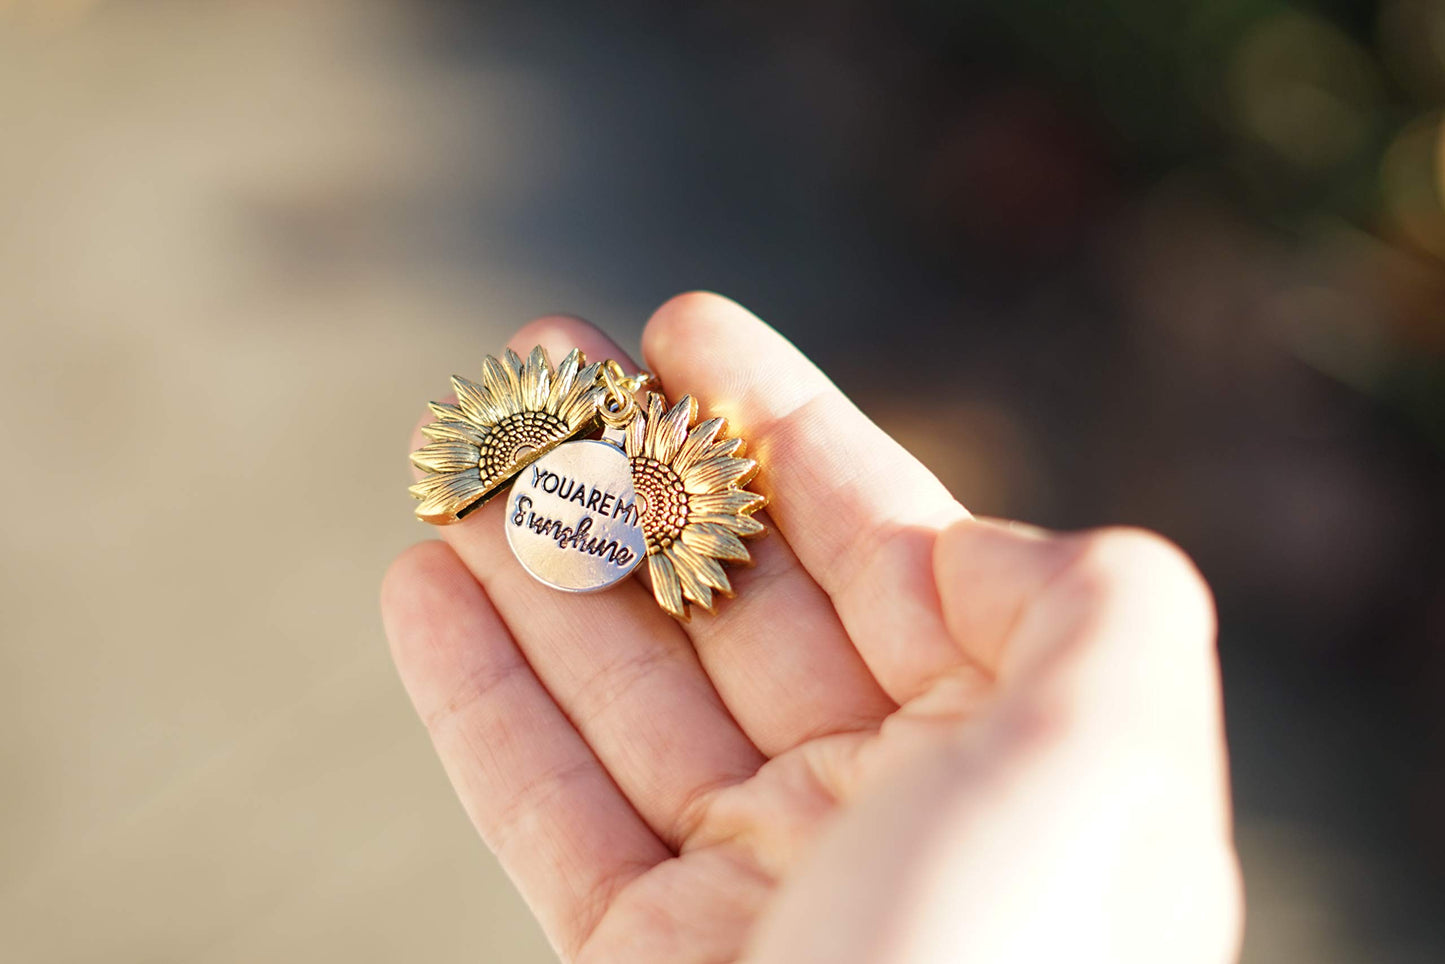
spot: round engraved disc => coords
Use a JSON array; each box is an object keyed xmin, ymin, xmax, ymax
[{"xmin": 504, "ymin": 439, "xmax": 647, "ymax": 593}]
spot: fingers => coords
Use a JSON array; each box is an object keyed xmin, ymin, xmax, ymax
[
  {"xmin": 933, "ymin": 520, "xmax": 1240, "ymax": 957},
  {"xmin": 633, "ymin": 293, "xmax": 901, "ymax": 752},
  {"xmin": 576, "ymin": 310, "xmax": 895, "ymax": 755},
  {"xmin": 381, "ymin": 541, "xmax": 670, "ymax": 958},
  {"xmin": 428, "ymin": 312, "xmax": 894, "ymax": 760},
  {"xmin": 754, "ymin": 525, "xmax": 1239, "ymax": 964},
  {"xmin": 931, "ymin": 519, "xmax": 1075, "ymax": 674},
  {"xmin": 420, "ymin": 316, "xmax": 765, "ymax": 850},
  {"xmin": 676, "ymin": 524, "xmax": 897, "ymax": 756},
  {"xmin": 642, "ymin": 292, "xmax": 974, "ymax": 704},
  {"xmin": 934, "ymin": 520, "xmax": 1229, "ymax": 812}
]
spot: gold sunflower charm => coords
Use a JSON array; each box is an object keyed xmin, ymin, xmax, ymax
[
  {"xmin": 411, "ymin": 346, "xmax": 766, "ymax": 619},
  {"xmin": 625, "ymin": 392, "xmax": 767, "ymax": 620},
  {"xmin": 410, "ymin": 346, "xmax": 605, "ymax": 524}
]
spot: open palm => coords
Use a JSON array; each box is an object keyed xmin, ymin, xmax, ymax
[{"xmin": 382, "ymin": 293, "xmax": 1241, "ymax": 964}]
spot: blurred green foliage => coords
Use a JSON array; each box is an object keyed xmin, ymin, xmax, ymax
[{"xmin": 911, "ymin": 0, "xmax": 1445, "ymax": 441}]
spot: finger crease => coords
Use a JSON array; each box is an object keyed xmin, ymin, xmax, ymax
[
  {"xmin": 422, "ymin": 655, "xmax": 528, "ymax": 733},
  {"xmin": 667, "ymin": 771, "xmax": 747, "ymax": 851},
  {"xmin": 567, "ymin": 856, "xmax": 661, "ymax": 961},
  {"xmin": 489, "ymin": 756, "xmax": 602, "ymax": 858},
  {"xmin": 573, "ymin": 644, "xmax": 691, "ymax": 730}
]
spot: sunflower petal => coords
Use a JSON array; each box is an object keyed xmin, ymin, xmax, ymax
[
  {"xmin": 410, "ymin": 441, "xmax": 481, "ymax": 473},
  {"xmin": 561, "ymin": 385, "xmax": 605, "ymax": 428},
  {"xmin": 687, "ymin": 489, "xmax": 767, "ymax": 516},
  {"xmin": 409, "ymin": 467, "xmax": 483, "ymax": 502},
  {"xmin": 560, "ymin": 363, "xmax": 603, "ymax": 423},
  {"xmin": 666, "ymin": 544, "xmax": 716, "ymax": 610},
  {"xmin": 452, "ymin": 375, "xmax": 501, "ymax": 424},
  {"xmin": 503, "ymin": 347, "xmax": 525, "ymax": 375},
  {"xmin": 422, "ymin": 419, "xmax": 488, "ymax": 446},
  {"xmin": 413, "ymin": 472, "xmax": 488, "ymax": 521},
  {"xmin": 650, "ymin": 395, "xmax": 696, "ymax": 465},
  {"xmin": 670, "ymin": 542, "xmax": 731, "ymax": 598},
  {"xmin": 428, "ymin": 401, "xmax": 467, "ymax": 423},
  {"xmin": 641, "ymin": 393, "xmax": 668, "ymax": 459},
  {"xmin": 408, "ymin": 476, "xmax": 447, "ymax": 497},
  {"xmin": 562, "ymin": 360, "xmax": 600, "ymax": 405},
  {"xmin": 689, "ymin": 512, "xmax": 767, "ymax": 537},
  {"xmin": 547, "ymin": 349, "xmax": 582, "ymax": 412},
  {"xmin": 704, "ymin": 437, "xmax": 746, "ymax": 461},
  {"xmin": 683, "ymin": 456, "xmax": 758, "ymax": 494},
  {"xmin": 481, "ymin": 354, "xmax": 519, "ymax": 409},
  {"xmin": 648, "ymin": 552, "xmax": 688, "ymax": 621},
  {"xmin": 522, "ymin": 345, "xmax": 551, "ymax": 410},
  {"xmin": 672, "ymin": 417, "xmax": 724, "ymax": 475},
  {"xmin": 681, "ymin": 522, "xmax": 752, "ymax": 563},
  {"xmin": 624, "ymin": 408, "xmax": 646, "ymax": 458}
]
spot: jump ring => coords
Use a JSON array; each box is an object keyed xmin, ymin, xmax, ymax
[{"xmin": 603, "ymin": 360, "xmax": 654, "ymax": 396}]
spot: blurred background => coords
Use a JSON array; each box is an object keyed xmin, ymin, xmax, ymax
[{"xmin": 1, "ymin": 0, "xmax": 1442, "ymax": 960}]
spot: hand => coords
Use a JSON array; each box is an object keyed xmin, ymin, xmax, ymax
[{"xmin": 382, "ymin": 293, "xmax": 1243, "ymax": 964}]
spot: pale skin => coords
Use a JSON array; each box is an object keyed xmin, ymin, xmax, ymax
[{"xmin": 381, "ymin": 292, "xmax": 1244, "ymax": 964}]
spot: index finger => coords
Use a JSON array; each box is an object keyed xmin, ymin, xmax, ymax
[{"xmin": 641, "ymin": 292, "xmax": 977, "ymax": 703}]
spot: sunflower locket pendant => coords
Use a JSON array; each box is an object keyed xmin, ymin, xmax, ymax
[{"xmin": 411, "ymin": 346, "xmax": 766, "ymax": 620}]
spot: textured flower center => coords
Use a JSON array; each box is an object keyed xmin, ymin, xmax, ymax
[
  {"xmin": 631, "ymin": 457, "xmax": 688, "ymax": 553},
  {"xmin": 480, "ymin": 411, "xmax": 570, "ymax": 479}
]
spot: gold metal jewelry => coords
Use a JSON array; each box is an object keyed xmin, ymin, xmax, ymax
[
  {"xmin": 411, "ymin": 346, "xmax": 767, "ymax": 620},
  {"xmin": 410, "ymin": 347, "xmax": 605, "ymax": 524},
  {"xmin": 623, "ymin": 392, "xmax": 766, "ymax": 620}
]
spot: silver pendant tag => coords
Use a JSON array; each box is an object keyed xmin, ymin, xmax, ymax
[{"xmin": 504, "ymin": 439, "xmax": 647, "ymax": 592}]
